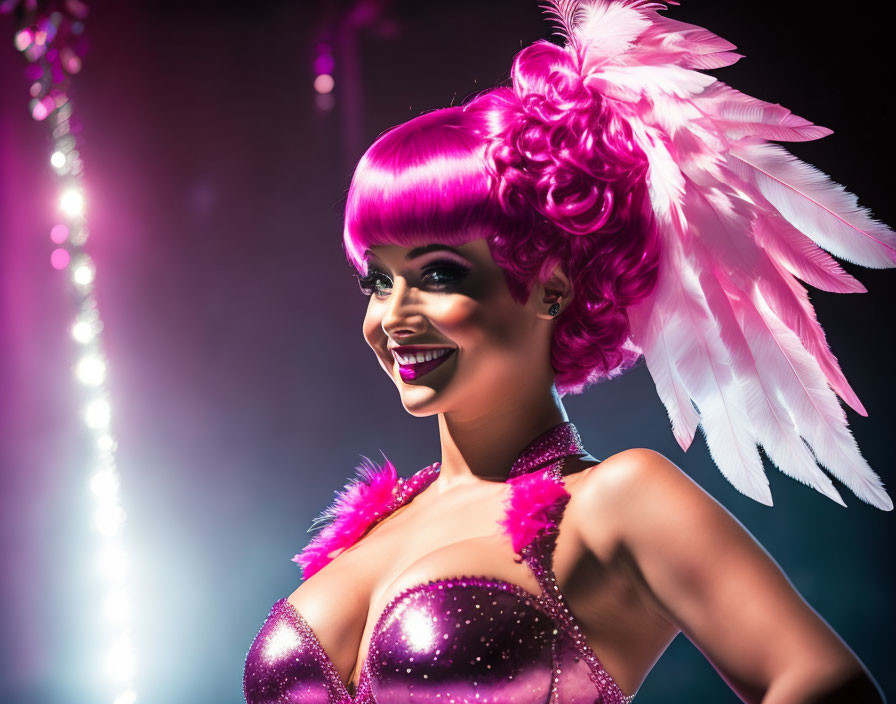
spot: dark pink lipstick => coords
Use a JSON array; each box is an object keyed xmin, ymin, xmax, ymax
[{"xmin": 391, "ymin": 346, "xmax": 456, "ymax": 382}]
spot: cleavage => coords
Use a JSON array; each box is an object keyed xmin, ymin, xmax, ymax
[{"xmin": 297, "ymin": 483, "xmax": 544, "ymax": 693}]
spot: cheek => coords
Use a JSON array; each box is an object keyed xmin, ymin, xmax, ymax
[
  {"xmin": 362, "ymin": 304, "xmax": 384, "ymax": 349},
  {"xmin": 428, "ymin": 296, "xmax": 478, "ymax": 331},
  {"xmin": 433, "ymin": 295, "xmax": 530, "ymax": 355}
]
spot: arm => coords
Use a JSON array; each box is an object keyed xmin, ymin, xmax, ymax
[{"xmin": 576, "ymin": 448, "xmax": 885, "ymax": 704}]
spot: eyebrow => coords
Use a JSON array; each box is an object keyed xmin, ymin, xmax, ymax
[
  {"xmin": 364, "ymin": 243, "xmax": 466, "ymax": 263},
  {"xmin": 405, "ymin": 244, "xmax": 464, "ymax": 260}
]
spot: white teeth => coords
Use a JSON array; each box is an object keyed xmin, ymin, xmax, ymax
[{"xmin": 393, "ymin": 348, "xmax": 452, "ymax": 365}]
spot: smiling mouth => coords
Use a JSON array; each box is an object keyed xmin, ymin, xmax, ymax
[{"xmin": 392, "ymin": 347, "xmax": 456, "ymax": 382}]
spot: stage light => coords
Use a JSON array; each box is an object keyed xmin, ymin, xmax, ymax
[
  {"xmin": 90, "ymin": 469, "xmax": 120, "ymax": 501},
  {"xmin": 97, "ymin": 434, "xmax": 116, "ymax": 452},
  {"xmin": 72, "ymin": 319, "xmax": 95, "ymax": 343},
  {"xmin": 72, "ymin": 257, "xmax": 95, "ymax": 286},
  {"xmin": 77, "ymin": 354, "xmax": 107, "ymax": 386},
  {"xmin": 94, "ymin": 504, "xmax": 126, "ymax": 536},
  {"xmin": 85, "ymin": 398, "xmax": 111, "ymax": 429},
  {"xmin": 112, "ymin": 688, "xmax": 137, "ymax": 704},
  {"xmin": 104, "ymin": 638, "xmax": 136, "ymax": 681},
  {"xmin": 5, "ymin": 4, "xmax": 141, "ymax": 701},
  {"xmin": 97, "ymin": 545, "xmax": 128, "ymax": 580},
  {"xmin": 103, "ymin": 588, "xmax": 132, "ymax": 624},
  {"xmin": 60, "ymin": 186, "xmax": 84, "ymax": 216}
]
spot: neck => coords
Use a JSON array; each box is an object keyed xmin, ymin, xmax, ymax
[{"xmin": 433, "ymin": 384, "xmax": 573, "ymax": 492}]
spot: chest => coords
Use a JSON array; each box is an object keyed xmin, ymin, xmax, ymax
[
  {"xmin": 288, "ymin": 475, "xmax": 623, "ymax": 694},
  {"xmin": 289, "ymin": 484, "xmax": 536, "ymax": 680},
  {"xmin": 245, "ymin": 467, "xmax": 643, "ymax": 704},
  {"xmin": 244, "ymin": 425, "xmax": 651, "ymax": 703}
]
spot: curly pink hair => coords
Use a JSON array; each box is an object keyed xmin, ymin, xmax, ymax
[{"xmin": 343, "ymin": 38, "xmax": 662, "ymax": 395}]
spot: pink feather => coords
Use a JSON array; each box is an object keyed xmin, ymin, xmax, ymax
[
  {"xmin": 545, "ymin": 0, "xmax": 893, "ymax": 509},
  {"xmin": 689, "ymin": 236, "xmax": 847, "ymax": 507},
  {"xmin": 627, "ymin": 287, "xmax": 700, "ymax": 452},
  {"xmin": 727, "ymin": 142, "xmax": 896, "ymax": 269},
  {"xmin": 752, "ymin": 212, "xmax": 867, "ymax": 295},
  {"xmin": 693, "ymin": 82, "xmax": 833, "ymax": 143},
  {"xmin": 292, "ymin": 455, "xmax": 400, "ymax": 579},
  {"xmin": 498, "ymin": 467, "xmax": 571, "ymax": 554}
]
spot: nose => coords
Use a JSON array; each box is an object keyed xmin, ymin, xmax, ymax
[{"xmin": 381, "ymin": 277, "xmax": 424, "ymax": 340}]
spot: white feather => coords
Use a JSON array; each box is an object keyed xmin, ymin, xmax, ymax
[
  {"xmin": 690, "ymin": 241, "xmax": 847, "ymax": 506},
  {"xmin": 752, "ymin": 212, "xmax": 867, "ymax": 294},
  {"xmin": 659, "ymin": 231, "xmax": 770, "ymax": 504},
  {"xmin": 628, "ymin": 119, "xmax": 685, "ymax": 227},
  {"xmin": 576, "ymin": 0, "xmax": 652, "ymax": 65},
  {"xmin": 749, "ymin": 290, "xmax": 892, "ymax": 510},
  {"xmin": 692, "ymin": 82, "xmax": 833, "ymax": 143},
  {"xmin": 728, "ymin": 142, "xmax": 896, "ymax": 268},
  {"xmin": 627, "ymin": 286, "xmax": 700, "ymax": 452},
  {"xmin": 586, "ymin": 63, "xmax": 714, "ymax": 102}
]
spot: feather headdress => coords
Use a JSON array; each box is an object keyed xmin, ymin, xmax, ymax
[{"xmin": 542, "ymin": 0, "xmax": 893, "ymax": 509}]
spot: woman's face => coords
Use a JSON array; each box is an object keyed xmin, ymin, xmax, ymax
[{"xmin": 360, "ymin": 237, "xmax": 558, "ymax": 420}]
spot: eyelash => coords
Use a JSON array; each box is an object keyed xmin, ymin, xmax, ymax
[{"xmin": 356, "ymin": 260, "xmax": 471, "ymax": 297}]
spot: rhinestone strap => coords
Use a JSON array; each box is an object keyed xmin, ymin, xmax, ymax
[
  {"xmin": 520, "ymin": 462, "xmax": 636, "ymax": 704},
  {"xmin": 508, "ymin": 422, "xmax": 585, "ymax": 479}
]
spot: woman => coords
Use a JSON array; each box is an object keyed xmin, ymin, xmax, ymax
[{"xmin": 244, "ymin": 1, "xmax": 891, "ymax": 701}]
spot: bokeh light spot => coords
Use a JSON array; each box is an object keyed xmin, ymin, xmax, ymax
[
  {"xmin": 50, "ymin": 248, "xmax": 70, "ymax": 269},
  {"xmin": 314, "ymin": 73, "xmax": 334, "ymax": 94},
  {"xmin": 14, "ymin": 29, "xmax": 33, "ymax": 52},
  {"xmin": 60, "ymin": 187, "xmax": 85, "ymax": 216},
  {"xmin": 50, "ymin": 223, "xmax": 69, "ymax": 242}
]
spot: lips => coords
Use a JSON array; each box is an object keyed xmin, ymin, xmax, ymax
[{"xmin": 390, "ymin": 346, "xmax": 456, "ymax": 382}]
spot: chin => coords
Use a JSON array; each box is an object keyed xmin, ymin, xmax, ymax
[
  {"xmin": 395, "ymin": 383, "xmax": 446, "ymax": 417},
  {"xmin": 403, "ymin": 405, "xmax": 441, "ymax": 419},
  {"xmin": 387, "ymin": 354, "xmax": 458, "ymax": 414}
]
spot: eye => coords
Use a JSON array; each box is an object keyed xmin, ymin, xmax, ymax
[
  {"xmin": 355, "ymin": 259, "xmax": 471, "ymax": 298},
  {"xmin": 356, "ymin": 269, "xmax": 392, "ymax": 297},
  {"xmin": 421, "ymin": 260, "xmax": 471, "ymax": 289}
]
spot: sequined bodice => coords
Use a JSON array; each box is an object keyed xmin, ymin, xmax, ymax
[{"xmin": 243, "ymin": 423, "xmax": 636, "ymax": 703}]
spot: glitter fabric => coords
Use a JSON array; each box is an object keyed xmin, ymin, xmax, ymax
[{"xmin": 243, "ymin": 422, "xmax": 636, "ymax": 703}]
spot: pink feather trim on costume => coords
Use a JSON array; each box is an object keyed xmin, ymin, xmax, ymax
[
  {"xmin": 291, "ymin": 455, "xmax": 400, "ymax": 579},
  {"xmin": 498, "ymin": 467, "xmax": 571, "ymax": 555}
]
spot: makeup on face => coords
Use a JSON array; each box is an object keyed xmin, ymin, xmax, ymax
[
  {"xmin": 390, "ymin": 345, "xmax": 457, "ymax": 381},
  {"xmin": 358, "ymin": 244, "xmax": 477, "ymax": 386},
  {"xmin": 361, "ymin": 239, "xmax": 533, "ymax": 415},
  {"xmin": 357, "ymin": 245, "xmax": 473, "ymax": 298}
]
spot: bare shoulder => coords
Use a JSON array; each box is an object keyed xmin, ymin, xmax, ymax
[
  {"xmin": 570, "ymin": 447, "xmax": 707, "ymax": 518},
  {"xmin": 569, "ymin": 449, "xmax": 880, "ymax": 699},
  {"xmin": 567, "ymin": 447, "xmax": 740, "ymax": 570}
]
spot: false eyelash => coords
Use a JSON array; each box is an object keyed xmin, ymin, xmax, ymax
[
  {"xmin": 422, "ymin": 260, "xmax": 471, "ymax": 285},
  {"xmin": 354, "ymin": 259, "xmax": 472, "ymax": 297},
  {"xmin": 355, "ymin": 269, "xmax": 392, "ymax": 296}
]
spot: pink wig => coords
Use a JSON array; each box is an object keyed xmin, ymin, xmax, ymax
[{"xmin": 343, "ymin": 38, "xmax": 662, "ymax": 395}]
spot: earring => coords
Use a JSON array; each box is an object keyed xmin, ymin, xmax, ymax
[{"xmin": 549, "ymin": 298, "xmax": 561, "ymax": 317}]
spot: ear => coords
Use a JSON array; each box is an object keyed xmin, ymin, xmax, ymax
[{"xmin": 532, "ymin": 263, "xmax": 574, "ymax": 320}]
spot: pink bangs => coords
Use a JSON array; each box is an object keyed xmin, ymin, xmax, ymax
[{"xmin": 342, "ymin": 105, "xmax": 526, "ymax": 276}]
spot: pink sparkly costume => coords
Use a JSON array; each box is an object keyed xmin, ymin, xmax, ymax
[{"xmin": 243, "ymin": 423, "xmax": 635, "ymax": 703}]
